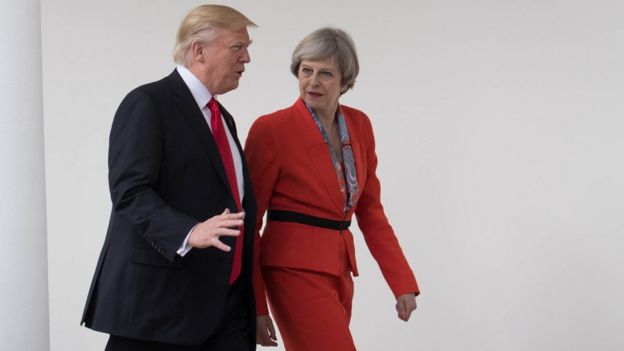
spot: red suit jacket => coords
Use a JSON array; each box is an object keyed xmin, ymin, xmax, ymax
[{"xmin": 245, "ymin": 98, "xmax": 419, "ymax": 314}]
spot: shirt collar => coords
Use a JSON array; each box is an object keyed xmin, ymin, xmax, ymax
[{"xmin": 176, "ymin": 65, "xmax": 213, "ymax": 109}]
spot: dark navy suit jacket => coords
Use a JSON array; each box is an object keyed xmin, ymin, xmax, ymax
[{"xmin": 81, "ymin": 70, "xmax": 257, "ymax": 346}]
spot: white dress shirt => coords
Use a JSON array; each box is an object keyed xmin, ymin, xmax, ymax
[{"xmin": 175, "ymin": 65, "xmax": 245, "ymax": 256}]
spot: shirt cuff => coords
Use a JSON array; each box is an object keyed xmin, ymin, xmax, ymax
[{"xmin": 176, "ymin": 225, "xmax": 196, "ymax": 257}]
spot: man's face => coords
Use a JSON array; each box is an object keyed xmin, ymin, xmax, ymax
[{"xmin": 195, "ymin": 27, "xmax": 252, "ymax": 95}]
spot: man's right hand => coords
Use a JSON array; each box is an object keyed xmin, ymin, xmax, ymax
[{"xmin": 187, "ymin": 209, "xmax": 244, "ymax": 251}]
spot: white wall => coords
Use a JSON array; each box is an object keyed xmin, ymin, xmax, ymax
[
  {"xmin": 0, "ymin": 0, "xmax": 49, "ymax": 350},
  {"xmin": 41, "ymin": 1, "xmax": 624, "ymax": 350}
]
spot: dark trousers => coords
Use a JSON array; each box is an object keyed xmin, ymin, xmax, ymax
[{"xmin": 105, "ymin": 278, "xmax": 252, "ymax": 351}]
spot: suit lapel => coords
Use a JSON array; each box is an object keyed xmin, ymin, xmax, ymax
[
  {"xmin": 167, "ymin": 70, "xmax": 231, "ymax": 195},
  {"xmin": 343, "ymin": 110, "xmax": 365, "ymax": 217},
  {"xmin": 220, "ymin": 105, "xmax": 242, "ymax": 160},
  {"xmin": 307, "ymin": 144, "xmax": 346, "ymax": 213},
  {"xmin": 293, "ymin": 100, "xmax": 346, "ymax": 214}
]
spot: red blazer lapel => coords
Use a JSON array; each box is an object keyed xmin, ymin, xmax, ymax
[
  {"xmin": 306, "ymin": 144, "xmax": 346, "ymax": 214},
  {"xmin": 343, "ymin": 109, "xmax": 365, "ymax": 217},
  {"xmin": 292, "ymin": 99, "xmax": 346, "ymax": 214}
]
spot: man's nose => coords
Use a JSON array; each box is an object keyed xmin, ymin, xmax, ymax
[{"xmin": 239, "ymin": 48, "xmax": 251, "ymax": 63}]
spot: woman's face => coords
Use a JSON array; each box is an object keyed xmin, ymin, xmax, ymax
[{"xmin": 298, "ymin": 58, "xmax": 343, "ymax": 118}]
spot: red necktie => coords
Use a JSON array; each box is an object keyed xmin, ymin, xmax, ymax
[{"xmin": 208, "ymin": 98, "xmax": 243, "ymax": 284}]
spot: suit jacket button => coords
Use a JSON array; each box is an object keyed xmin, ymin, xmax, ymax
[{"xmin": 227, "ymin": 258, "xmax": 233, "ymax": 264}]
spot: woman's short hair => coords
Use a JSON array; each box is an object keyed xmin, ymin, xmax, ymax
[
  {"xmin": 173, "ymin": 5, "xmax": 256, "ymax": 66},
  {"xmin": 291, "ymin": 27, "xmax": 360, "ymax": 94}
]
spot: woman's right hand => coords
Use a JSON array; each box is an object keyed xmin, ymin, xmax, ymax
[{"xmin": 256, "ymin": 314, "xmax": 278, "ymax": 346}]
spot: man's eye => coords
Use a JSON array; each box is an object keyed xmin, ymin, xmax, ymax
[{"xmin": 231, "ymin": 45, "xmax": 242, "ymax": 51}]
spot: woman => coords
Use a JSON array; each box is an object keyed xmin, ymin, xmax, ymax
[{"xmin": 245, "ymin": 27, "xmax": 419, "ymax": 350}]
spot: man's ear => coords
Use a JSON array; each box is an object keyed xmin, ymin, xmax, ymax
[{"xmin": 190, "ymin": 41, "xmax": 204, "ymax": 63}]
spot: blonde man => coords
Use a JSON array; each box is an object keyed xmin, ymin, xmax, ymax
[{"xmin": 82, "ymin": 5, "xmax": 258, "ymax": 350}]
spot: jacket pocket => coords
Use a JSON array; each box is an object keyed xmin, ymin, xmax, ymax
[{"xmin": 131, "ymin": 248, "xmax": 184, "ymax": 269}]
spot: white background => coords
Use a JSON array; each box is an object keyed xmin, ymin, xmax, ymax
[{"xmin": 41, "ymin": 1, "xmax": 623, "ymax": 350}]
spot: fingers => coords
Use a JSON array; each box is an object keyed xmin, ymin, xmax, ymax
[
  {"xmin": 212, "ymin": 210, "xmax": 244, "ymax": 230},
  {"xmin": 212, "ymin": 226, "xmax": 241, "ymax": 237},
  {"xmin": 189, "ymin": 209, "xmax": 246, "ymax": 250},
  {"xmin": 396, "ymin": 294, "xmax": 417, "ymax": 322},
  {"xmin": 211, "ymin": 239, "xmax": 232, "ymax": 252},
  {"xmin": 268, "ymin": 318, "xmax": 277, "ymax": 341},
  {"xmin": 403, "ymin": 300, "xmax": 416, "ymax": 321},
  {"xmin": 256, "ymin": 316, "xmax": 278, "ymax": 346},
  {"xmin": 219, "ymin": 208, "xmax": 244, "ymax": 219},
  {"xmin": 207, "ymin": 227, "xmax": 239, "ymax": 252},
  {"xmin": 259, "ymin": 331, "xmax": 278, "ymax": 346},
  {"xmin": 218, "ymin": 219, "xmax": 245, "ymax": 231},
  {"xmin": 396, "ymin": 300, "xmax": 407, "ymax": 321}
]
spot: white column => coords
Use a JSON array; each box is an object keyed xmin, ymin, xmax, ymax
[{"xmin": 0, "ymin": 0, "xmax": 50, "ymax": 350}]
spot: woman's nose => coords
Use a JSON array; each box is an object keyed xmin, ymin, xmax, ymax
[{"xmin": 310, "ymin": 74, "xmax": 320, "ymax": 86}]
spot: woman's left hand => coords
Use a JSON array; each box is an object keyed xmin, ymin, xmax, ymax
[
  {"xmin": 395, "ymin": 293, "xmax": 417, "ymax": 321},
  {"xmin": 256, "ymin": 314, "xmax": 278, "ymax": 346}
]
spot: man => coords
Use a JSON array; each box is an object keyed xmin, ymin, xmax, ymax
[{"xmin": 81, "ymin": 5, "xmax": 258, "ymax": 351}]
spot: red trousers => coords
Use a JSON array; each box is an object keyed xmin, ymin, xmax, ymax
[{"xmin": 263, "ymin": 267, "xmax": 356, "ymax": 351}]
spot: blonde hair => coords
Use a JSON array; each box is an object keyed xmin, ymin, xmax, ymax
[
  {"xmin": 291, "ymin": 27, "xmax": 360, "ymax": 94},
  {"xmin": 173, "ymin": 5, "xmax": 256, "ymax": 65}
]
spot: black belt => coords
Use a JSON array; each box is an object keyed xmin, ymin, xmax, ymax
[{"xmin": 267, "ymin": 210, "xmax": 351, "ymax": 231}]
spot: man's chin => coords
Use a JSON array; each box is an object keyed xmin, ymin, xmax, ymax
[{"xmin": 216, "ymin": 82, "xmax": 240, "ymax": 95}]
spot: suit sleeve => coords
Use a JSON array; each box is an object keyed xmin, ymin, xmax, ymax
[
  {"xmin": 354, "ymin": 114, "xmax": 420, "ymax": 298},
  {"xmin": 108, "ymin": 89, "xmax": 197, "ymax": 262},
  {"xmin": 244, "ymin": 117, "xmax": 280, "ymax": 316}
]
